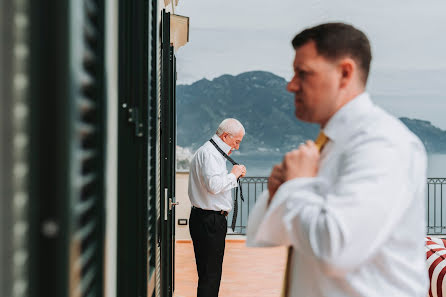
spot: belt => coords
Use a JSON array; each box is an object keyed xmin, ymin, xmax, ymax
[{"xmin": 192, "ymin": 206, "xmax": 228, "ymax": 217}]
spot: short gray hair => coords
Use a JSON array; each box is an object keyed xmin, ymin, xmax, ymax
[{"xmin": 216, "ymin": 118, "xmax": 245, "ymax": 136}]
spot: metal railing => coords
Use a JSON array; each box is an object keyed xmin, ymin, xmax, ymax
[
  {"xmin": 228, "ymin": 177, "xmax": 446, "ymax": 235},
  {"xmin": 228, "ymin": 177, "xmax": 268, "ymax": 234},
  {"xmin": 427, "ymin": 178, "xmax": 446, "ymax": 235}
]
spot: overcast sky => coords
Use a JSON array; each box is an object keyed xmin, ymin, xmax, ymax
[{"xmin": 175, "ymin": 0, "xmax": 446, "ymax": 129}]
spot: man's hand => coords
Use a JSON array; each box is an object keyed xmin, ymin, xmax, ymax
[
  {"xmin": 268, "ymin": 163, "xmax": 285, "ymax": 203},
  {"xmin": 283, "ymin": 140, "xmax": 320, "ymax": 181},
  {"xmin": 231, "ymin": 165, "xmax": 246, "ymax": 179},
  {"xmin": 239, "ymin": 165, "xmax": 247, "ymax": 177},
  {"xmin": 268, "ymin": 141, "xmax": 320, "ymax": 204}
]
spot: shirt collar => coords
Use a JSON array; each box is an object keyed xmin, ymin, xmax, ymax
[
  {"xmin": 323, "ymin": 92, "xmax": 374, "ymax": 142},
  {"xmin": 211, "ymin": 134, "xmax": 232, "ymax": 155}
]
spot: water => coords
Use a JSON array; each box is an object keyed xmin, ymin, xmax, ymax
[
  {"xmin": 228, "ymin": 153, "xmax": 446, "ymax": 234},
  {"xmin": 427, "ymin": 154, "xmax": 446, "ymax": 178},
  {"xmin": 229, "ymin": 152, "xmax": 283, "ymax": 177},
  {"xmin": 231, "ymin": 153, "xmax": 446, "ymax": 178}
]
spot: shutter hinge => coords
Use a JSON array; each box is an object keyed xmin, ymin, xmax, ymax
[{"xmin": 122, "ymin": 103, "xmax": 144, "ymax": 137}]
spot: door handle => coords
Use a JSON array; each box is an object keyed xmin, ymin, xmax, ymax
[{"xmin": 169, "ymin": 198, "xmax": 179, "ymax": 210}]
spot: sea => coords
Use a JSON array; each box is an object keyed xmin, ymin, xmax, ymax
[
  {"xmin": 230, "ymin": 152, "xmax": 446, "ymax": 178},
  {"xmin": 225, "ymin": 153, "xmax": 446, "ymax": 233}
]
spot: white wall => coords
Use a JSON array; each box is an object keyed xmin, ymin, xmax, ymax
[{"xmin": 175, "ymin": 172, "xmax": 192, "ymax": 240}]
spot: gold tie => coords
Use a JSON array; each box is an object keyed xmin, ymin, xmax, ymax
[{"xmin": 281, "ymin": 131, "xmax": 329, "ymax": 297}]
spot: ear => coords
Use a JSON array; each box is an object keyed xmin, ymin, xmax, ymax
[
  {"xmin": 219, "ymin": 132, "xmax": 229, "ymax": 141},
  {"xmin": 338, "ymin": 58, "xmax": 355, "ymax": 89}
]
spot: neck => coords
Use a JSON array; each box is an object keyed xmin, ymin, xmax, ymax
[
  {"xmin": 320, "ymin": 87, "xmax": 365, "ymax": 128},
  {"xmin": 213, "ymin": 134, "xmax": 232, "ymax": 155}
]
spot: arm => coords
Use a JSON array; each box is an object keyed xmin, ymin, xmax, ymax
[
  {"xmin": 246, "ymin": 163, "xmax": 289, "ymax": 247},
  {"xmin": 252, "ymin": 137, "xmax": 426, "ymax": 275},
  {"xmin": 200, "ymin": 151, "xmax": 238, "ymax": 195},
  {"xmin": 246, "ymin": 190, "xmax": 277, "ymax": 247}
]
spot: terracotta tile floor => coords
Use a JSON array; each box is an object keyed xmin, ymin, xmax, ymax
[{"xmin": 174, "ymin": 240, "xmax": 287, "ymax": 297}]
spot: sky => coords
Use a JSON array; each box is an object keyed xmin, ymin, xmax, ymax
[{"xmin": 175, "ymin": 0, "xmax": 446, "ymax": 129}]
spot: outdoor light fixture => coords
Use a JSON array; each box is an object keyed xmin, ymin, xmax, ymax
[
  {"xmin": 164, "ymin": 0, "xmax": 179, "ymax": 6},
  {"xmin": 178, "ymin": 219, "xmax": 188, "ymax": 226},
  {"xmin": 170, "ymin": 14, "xmax": 189, "ymax": 51}
]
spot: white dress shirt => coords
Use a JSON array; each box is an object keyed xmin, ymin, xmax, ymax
[
  {"xmin": 188, "ymin": 134, "xmax": 238, "ymax": 212},
  {"xmin": 246, "ymin": 93, "xmax": 429, "ymax": 297}
]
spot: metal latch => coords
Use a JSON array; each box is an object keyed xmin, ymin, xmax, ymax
[
  {"xmin": 169, "ymin": 198, "xmax": 179, "ymax": 210},
  {"xmin": 164, "ymin": 188, "xmax": 179, "ymax": 221}
]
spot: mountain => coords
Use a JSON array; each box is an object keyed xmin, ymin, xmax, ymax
[
  {"xmin": 176, "ymin": 71, "xmax": 446, "ymax": 154},
  {"xmin": 400, "ymin": 118, "xmax": 446, "ymax": 153}
]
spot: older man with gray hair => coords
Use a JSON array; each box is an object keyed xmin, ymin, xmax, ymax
[{"xmin": 188, "ymin": 118, "xmax": 247, "ymax": 297}]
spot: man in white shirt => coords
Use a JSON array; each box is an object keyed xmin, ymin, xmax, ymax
[
  {"xmin": 188, "ymin": 118, "xmax": 247, "ymax": 297},
  {"xmin": 247, "ymin": 23, "xmax": 429, "ymax": 297}
]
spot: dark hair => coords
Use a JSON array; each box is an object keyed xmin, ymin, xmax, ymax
[{"xmin": 292, "ymin": 22, "xmax": 372, "ymax": 84}]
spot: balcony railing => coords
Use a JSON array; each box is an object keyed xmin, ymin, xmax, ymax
[
  {"xmin": 427, "ymin": 178, "xmax": 446, "ymax": 235},
  {"xmin": 228, "ymin": 177, "xmax": 268, "ymax": 234},
  {"xmin": 228, "ymin": 177, "xmax": 446, "ymax": 235}
]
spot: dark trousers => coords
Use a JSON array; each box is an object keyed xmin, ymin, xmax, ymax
[{"xmin": 189, "ymin": 207, "xmax": 227, "ymax": 297}]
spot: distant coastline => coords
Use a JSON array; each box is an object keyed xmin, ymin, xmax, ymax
[{"xmin": 177, "ymin": 71, "xmax": 446, "ymax": 156}]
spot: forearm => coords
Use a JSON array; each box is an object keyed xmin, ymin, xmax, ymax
[
  {"xmin": 205, "ymin": 173, "xmax": 237, "ymax": 195},
  {"xmin": 271, "ymin": 164, "xmax": 418, "ymax": 275}
]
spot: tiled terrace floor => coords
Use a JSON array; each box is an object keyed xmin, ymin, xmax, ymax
[{"xmin": 174, "ymin": 240, "xmax": 287, "ymax": 297}]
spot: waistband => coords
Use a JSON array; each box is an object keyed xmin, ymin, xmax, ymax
[{"xmin": 192, "ymin": 206, "xmax": 228, "ymax": 217}]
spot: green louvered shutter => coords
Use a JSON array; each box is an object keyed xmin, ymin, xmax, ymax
[
  {"xmin": 1, "ymin": 1, "xmax": 32, "ymax": 296},
  {"xmin": 148, "ymin": 1, "xmax": 159, "ymax": 296},
  {"xmin": 27, "ymin": 0, "xmax": 106, "ymax": 296},
  {"xmin": 68, "ymin": 1, "xmax": 106, "ymax": 295},
  {"xmin": 117, "ymin": 0, "xmax": 156, "ymax": 296},
  {"xmin": 160, "ymin": 10, "xmax": 178, "ymax": 297}
]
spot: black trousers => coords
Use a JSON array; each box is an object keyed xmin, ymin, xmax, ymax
[{"xmin": 189, "ymin": 207, "xmax": 227, "ymax": 297}]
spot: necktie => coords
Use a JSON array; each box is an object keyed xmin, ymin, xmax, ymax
[
  {"xmin": 281, "ymin": 131, "xmax": 329, "ymax": 297},
  {"xmin": 209, "ymin": 139, "xmax": 245, "ymax": 232}
]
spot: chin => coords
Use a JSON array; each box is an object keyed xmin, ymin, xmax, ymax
[
  {"xmin": 295, "ymin": 112, "xmax": 315, "ymax": 124},
  {"xmin": 295, "ymin": 106, "xmax": 307, "ymax": 121},
  {"xmin": 295, "ymin": 110, "xmax": 306, "ymax": 121}
]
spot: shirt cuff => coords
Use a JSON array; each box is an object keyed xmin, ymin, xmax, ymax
[{"xmin": 228, "ymin": 173, "xmax": 238, "ymax": 187}]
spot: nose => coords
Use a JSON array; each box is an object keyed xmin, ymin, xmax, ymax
[{"xmin": 287, "ymin": 76, "xmax": 299, "ymax": 93}]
